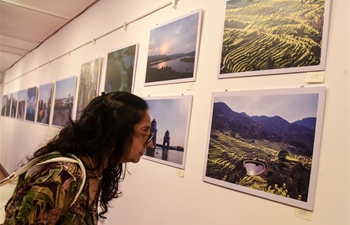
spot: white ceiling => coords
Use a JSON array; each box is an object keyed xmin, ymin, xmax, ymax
[{"xmin": 0, "ymin": 0, "xmax": 100, "ymax": 77}]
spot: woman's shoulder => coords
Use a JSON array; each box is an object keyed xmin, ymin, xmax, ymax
[{"xmin": 27, "ymin": 152, "xmax": 84, "ymax": 180}]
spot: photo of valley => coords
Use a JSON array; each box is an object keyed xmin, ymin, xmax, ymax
[
  {"xmin": 145, "ymin": 10, "xmax": 201, "ymax": 85},
  {"xmin": 220, "ymin": 0, "xmax": 327, "ymax": 76},
  {"xmin": 205, "ymin": 91, "xmax": 323, "ymax": 204}
]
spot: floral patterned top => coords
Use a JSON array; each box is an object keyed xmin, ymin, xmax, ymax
[{"xmin": 4, "ymin": 154, "xmax": 99, "ymax": 225}]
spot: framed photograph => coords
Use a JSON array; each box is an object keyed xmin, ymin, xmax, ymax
[
  {"xmin": 219, "ymin": 0, "xmax": 331, "ymax": 78},
  {"xmin": 104, "ymin": 43, "xmax": 138, "ymax": 93},
  {"xmin": 145, "ymin": 9, "xmax": 202, "ymax": 86},
  {"xmin": 1, "ymin": 95, "xmax": 8, "ymax": 116},
  {"xmin": 10, "ymin": 92, "xmax": 19, "ymax": 118},
  {"xmin": 17, "ymin": 90, "xmax": 27, "ymax": 120},
  {"xmin": 53, "ymin": 76, "xmax": 77, "ymax": 127},
  {"xmin": 203, "ymin": 87, "xmax": 326, "ymax": 210},
  {"xmin": 76, "ymin": 57, "xmax": 102, "ymax": 120},
  {"xmin": 25, "ymin": 86, "xmax": 38, "ymax": 122},
  {"xmin": 143, "ymin": 95, "xmax": 193, "ymax": 169},
  {"xmin": 36, "ymin": 83, "xmax": 54, "ymax": 125}
]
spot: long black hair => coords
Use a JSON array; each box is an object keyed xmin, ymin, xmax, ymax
[{"xmin": 32, "ymin": 91, "xmax": 148, "ymax": 219}]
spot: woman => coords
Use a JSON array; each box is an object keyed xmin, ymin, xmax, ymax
[{"xmin": 4, "ymin": 91, "xmax": 153, "ymax": 224}]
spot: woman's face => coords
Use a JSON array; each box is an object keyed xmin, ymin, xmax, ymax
[{"xmin": 122, "ymin": 110, "xmax": 153, "ymax": 163}]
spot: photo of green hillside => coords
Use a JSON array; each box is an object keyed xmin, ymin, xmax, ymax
[
  {"xmin": 220, "ymin": 0, "xmax": 328, "ymax": 76},
  {"xmin": 203, "ymin": 87, "xmax": 326, "ymax": 210}
]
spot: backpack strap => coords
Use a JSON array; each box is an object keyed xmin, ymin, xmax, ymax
[
  {"xmin": 27, "ymin": 154, "xmax": 86, "ymax": 206},
  {"xmin": 6, "ymin": 153, "xmax": 86, "ymax": 207}
]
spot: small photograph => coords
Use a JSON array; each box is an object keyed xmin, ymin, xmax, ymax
[
  {"xmin": 203, "ymin": 87, "xmax": 326, "ymax": 210},
  {"xmin": 219, "ymin": 0, "xmax": 331, "ymax": 78},
  {"xmin": 36, "ymin": 83, "xmax": 54, "ymax": 125},
  {"xmin": 17, "ymin": 90, "xmax": 27, "ymax": 120},
  {"xmin": 1, "ymin": 95, "xmax": 7, "ymax": 116},
  {"xmin": 143, "ymin": 95, "xmax": 193, "ymax": 169},
  {"xmin": 5, "ymin": 94, "xmax": 11, "ymax": 116},
  {"xmin": 104, "ymin": 44, "xmax": 138, "ymax": 93},
  {"xmin": 53, "ymin": 76, "xmax": 77, "ymax": 127},
  {"xmin": 76, "ymin": 57, "xmax": 102, "ymax": 120},
  {"xmin": 145, "ymin": 9, "xmax": 202, "ymax": 86},
  {"xmin": 10, "ymin": 92, "xmax": 19, "ymax": 118},
  {"xmin": 25, "ymin": 86, "xmax": 37, "ymax": 122}
]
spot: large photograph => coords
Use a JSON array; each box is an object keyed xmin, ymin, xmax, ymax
[
  {"xmin": 104, "ymin": 44, "xmax": 138, "ymax": 93},
  {"xmin": 53, "ymin": 76, "xmax": 77, "ymax": 127},
  {"xmin": 25, "ymin": 87, "xmax": 37, "ymax": 122},
  {"xmin": 143, "ymin": 95, "xmax": 193, "ymax": 169},
  {"xmin": 145, "ymin": 9, "xmax": 202, "ymax": 86},
  {"xmin": 203, "ymin": 87, "xmax": 326, "ymax": 210},
  {"xmin": 219, "ymin": 0, "xmax": 331, "ymax": 78},
  {"xmin": 36, "ymin": 83, "xmax": 53, "ymax": 125},
  {"xmin": 17, "ymin": 90, "xmax": 27, "ymax": 120},
  {"xmin": 76, "ymin": 57, "xmax": 102, "ymax": 120}
]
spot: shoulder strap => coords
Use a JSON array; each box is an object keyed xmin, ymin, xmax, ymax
[
  {"xmin": 31, "ymin": 154, "xmax": 86, "ymax": 206},
  {"xmin": 11, "ymin": 153, "xmax": 86, "ymax": 207}
]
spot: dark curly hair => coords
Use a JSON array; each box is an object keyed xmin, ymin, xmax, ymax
[{"xmin": 31, "ymin": 91, "xmax": 148, "ymax": 220}]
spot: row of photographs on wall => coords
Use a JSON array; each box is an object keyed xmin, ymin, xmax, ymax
[
  {"xmin": 145, "ymin": 0, "xmax": 330, "ymax": 84},
  {"xmin": 1, "ymin": 0, "xmax": 331, "ymax": 211},
  {"xmin": 143, "ymin": 0, "xmax": 331, "ymax": 85},
  {"xmin": 1, "ymin": 86, "xmax": 326, "ymax": 211},
  {"xmin": 143, "ymin": 86, "xmax": 326, "ymax": 211},
  {"xmin": 3, "ymin": 0, "xmax": 331, "ymax": 100}
]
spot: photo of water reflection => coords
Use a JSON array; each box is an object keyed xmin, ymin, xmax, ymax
[{"xmin": 143, "ymin": 95, "xmax": 193, "ymax": 169}]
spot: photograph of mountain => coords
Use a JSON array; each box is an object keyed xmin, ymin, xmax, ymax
[
  {"xmin": 203, "ymin": 87, "xmax": 326, "ymax": 210},
  {"xmin": 219, "ymin": 0, "xmax": 331, "ymax": 78},
  {"xmin": 145, "ymin": 9, "xmax": 202, "ymax": 86}
]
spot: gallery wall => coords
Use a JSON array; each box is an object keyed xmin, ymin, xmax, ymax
[{"xmin": 0, "ymin": 0, "xmax": 349, "ymax": 224}]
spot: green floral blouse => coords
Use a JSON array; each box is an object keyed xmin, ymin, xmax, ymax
[{"xmin": 4, "ymin": 154, "xmax": 99, "ymax": 225}]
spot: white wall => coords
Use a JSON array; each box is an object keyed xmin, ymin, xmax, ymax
[{"xmin": 1, "ymin": 0, "xmax": 349, "ymax": 224}]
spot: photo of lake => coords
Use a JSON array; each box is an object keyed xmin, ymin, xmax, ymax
[
  {"xmin": 145, "ymin": 9, "xmax": 202, "ymax": 85},
  {"xmin": 143, "ymin": 95, "xmax": 193, "ymax": 169}
]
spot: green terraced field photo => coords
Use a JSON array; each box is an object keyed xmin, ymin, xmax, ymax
[{"xmin": 220, "ymin": 0, "xmax": 330, "ymax": 77}]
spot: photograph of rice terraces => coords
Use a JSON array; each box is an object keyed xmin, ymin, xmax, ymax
[
  {"xmin": 219, "ymin": 0, "xmax": 330, "ymax": 78},
  {"xmin": 203, "ymin": 87, "xmax": 326, "ymax": 210},
  {"xmin": 145, "ymin": 9, "xmax": 202, "ymax": 86}
]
